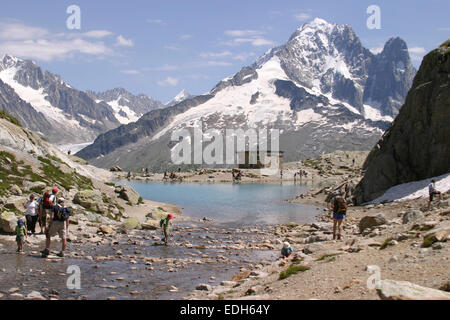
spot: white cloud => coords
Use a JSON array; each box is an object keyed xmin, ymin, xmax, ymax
[
  {"xmin": 192, "ymin": 61, "xmax": 233, "ymax": 67},
  {"xmin": 0, "ymin": 21, "xmax": 137, "ymax": 62},
  {"xmin": 0, "ymin": 38, "xmax": 113, "ymax": 62},
  {"xmin": 121, "ymin": 69, "xmax": 140, "ymax": 75},
  {"xmin": 199, "ymin": 51, "xmax": 232, "ymax": 58},
  {"xmin": 223, "ymin": 29, "xmax": 273, "ymax": 47},
  {"xmin": 224, "ymin": 29, "xmax": 264, "ymax": 37},
  {"xmin": 408, "ymin": 47, "xmax": 426, "ymax": 54},
  {"xmin": 180, "ymin": 34, "xmax": 192, "ymax": 40},
  {"xmin": 164, "ymin": 45, "xmax": 180, "ymax": 51},
  {"xmin": 157, "ymin": 76, "xmax": 179, "ymax": 87},
  {"xmin": 146, "ymin": 64, "xmax": 178, "ymax": 71},
  {"xmin": 115, "ymin": 35, "xmax": 134, "ymax": 47},
  {"xmin": 147, "ymin": 19, "xmax": 166, "ymax": 26},
  {"xmin": 370, "ymin": 47, "xmax": 384, "ymax": 54},
  {"xmin": 78, "ymin": 30, "xmax": 114, "ymax": 39},
  {"xmin": 224, "ymin": 37, "xmax": 274, "ymax": 47},
  {"xmin": 0, "ymin": 22, "xmax": 47, "ymax": 40},
  {"xmin": 232, "ymin": 52, "xmax": 256, "ymax": 61},
  {"xmin": 294, "ymin": 13, "xmax": 312, "ymax": 21}
]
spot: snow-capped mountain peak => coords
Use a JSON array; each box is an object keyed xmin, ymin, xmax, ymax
[{"xmin": 166, "ymin": 89, "xmax": 192, "ymax": 106}]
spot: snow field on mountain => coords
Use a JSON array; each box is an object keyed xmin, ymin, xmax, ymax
[{"xmin": 371, "ymin": 173, "xmax": 450, "ymax": 204}]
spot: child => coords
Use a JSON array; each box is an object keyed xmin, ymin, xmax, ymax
[
  {"xmin": 160, "ymin": 213, "xmax": 174, "ymax": 246},
  {"xmin": 16, "ymin": 219, "xmax": 28, "ymax": 253},
  {"xmin": 280, "ymin": 242, "xmax": 293, "ymax": 259}
]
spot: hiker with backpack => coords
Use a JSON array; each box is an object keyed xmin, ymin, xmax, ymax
[
  {"xmin": 23, "ymin": 194, "xmax": 38, "ymax": 235},
  {"xmin": 331, "ymin": 193, "xmax": 347, "ymax": 240},
  {"xmin": 41, "ymin": 198, "xmax": 71, "ymax": 258},
  {"xmin": 41, "ymin": 188, "xmax": 58, "ymax": 233},
  {"xmin": 428, "ymin": 179, "xmax": 442, "ymax": 210},
  {"xmin": 160, "ymin": 213, "xmax": 174, "ymax": 246}
]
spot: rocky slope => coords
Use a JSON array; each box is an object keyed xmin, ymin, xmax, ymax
[
  {"xmin": 354, "ymin": 40, "xmax": 450, "ymax": 204},
  {"xmin": 77, "ymin": 18, "xmax": 415, "ymax": 171},
  {"xmin": 0, "ymin": 111, "xmax": 177, "ymax": 237},
  {"xmin": 87, "ymin": 88, "xmax": 164, "ymax": 125},
  {"xmin": 190, "ymin": 186, "xmax": 450, "ymax": 300},
  {"xmin": 0, "ymin": 55, "xmax": 164, "ymax": 145}
]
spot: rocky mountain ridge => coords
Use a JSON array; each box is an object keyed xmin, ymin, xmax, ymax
[
  {"xmin": 77, "ymin": 18, "xmax": 416, "ymax": 171},
  {"xmin": 354, "ymin": 40, "xmax": 450, "ymax": 204}
]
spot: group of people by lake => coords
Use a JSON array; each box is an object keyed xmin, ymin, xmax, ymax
[
  {"xmin": 15, "ymin": 185, "xmax": 177, "ymax": 254},
  {"xmin": 279, "ymin": 178, "xmax": 444, "ymax": 260},
  {"xmin": 15, "ymin": 187, "xmax": 71, "ymax": 257}
]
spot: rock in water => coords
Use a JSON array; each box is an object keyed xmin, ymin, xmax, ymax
[
  {"xmin": 355, "ymin": 41, "xmax": 450, "ymax": 204},
  {"xmin": 359, "ymin": 213, "xmax": 388, "ymax": 233},
  {"xmin": 25, "ymin": 291, "xmax": 46, "ymax": 300},
  {"xmin": 119, "ymin": 218, "xmax": 142, "ymax": 233},
  {"xmin": 195, "ymin": 284, "xmax": 212, "ymax": 291},
  {"xmin": 377, "ymin": 279, "xmax": 450, "ymax": 300}
]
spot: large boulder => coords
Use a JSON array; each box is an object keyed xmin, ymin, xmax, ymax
[
  {"xmin": 10, "ymin": 185, "xmax": 22, "ymax": 196},
  {"xmin": 423, "ymin": 221, "xmax": 450, "ymax": 246},
  {"xmin": 109, "ymin": 166, "xmax": 123, "ymax": 172},
  {"xmin": 73, "ymin": 190, "xmax": 104, "ymax": 213},
  {"xmin": 4, "ymin": 196, "xmax": 27, "ymax": 211},
  {"xmin": 23, "ymin": 181, "xmax": 47, "ymax": 193},
  {"xmin": 402, "ymin": 210, "xmax": 425, "ymax": 224},
  {"xmin": 119, "ymin": 186, "xmax": 141, "ymax": 205},
  {"xmin": 354, "ymin": 42, "xmax": 450, "ymax": 204},
  {"xmin": 0, "ymin": 211, "xmax": 19, "ymax": 233},
  {"xmin": 377, "ymin": 279, "xmax": 450, "ymax": 300},
  {"xmin": 359, "ymin": 213, "xmax": 388, "ymax": 233},
  {"xmin": 119, "ymin": 217, "xmax": 142, "ymax": 233}
]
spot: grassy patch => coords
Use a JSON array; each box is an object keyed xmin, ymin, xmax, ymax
[
  {"xmin": 380, "ymin": 238, "xmax": 394, "ymax": 250},
  {"xmin": 138, "ymin": 197, "xmax": 144, "ymax": 205},
  {"xmin": 316, "ymin": 253, "xmax": 338, "ymax": 262},
  {"xmin": 104, "ymin": 182, "xmax": 116, "ymax": 187},
  {"xmin": 38, "ymin": 156, "xmax": 93, "ymax": 190},
  {"xmin": 422, "ymin": 234, "xmax": 436, "ymax": 248},
  {"xmin": 0, "ymin": 110, "xmax": 22, "ymax": 127},
  {"xmin": 279, "ymin": 263, "xmax": 310, "ymax": 280}
]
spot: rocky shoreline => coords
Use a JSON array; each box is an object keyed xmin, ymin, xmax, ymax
[{"xmin": 189, "ymin": 186, "xmax": 450, "ymax": 300}]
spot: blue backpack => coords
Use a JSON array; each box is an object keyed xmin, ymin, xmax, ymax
[{"xmin": 53, "ymin": 206, "xmax": 71, "ymax": 221}]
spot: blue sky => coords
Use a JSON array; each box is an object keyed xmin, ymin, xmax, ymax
[{"xmin": 0, "ymin": 0, "xmax": 449, "ymax": 102}]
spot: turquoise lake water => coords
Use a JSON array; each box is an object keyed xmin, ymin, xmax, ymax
[{"xmin": 120, "ymin": 181, "xmax": 322, "ymax": 225}]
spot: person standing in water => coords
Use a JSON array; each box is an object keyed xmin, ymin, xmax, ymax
[
  {"xmin": 41, "ymin": 198, "xmax": 71, "ymax": 258},
  {"xmin": 16, "ymin": 219, "xmax": 28, "ymax": 253},
  {"xmin": 160, "ymin": 213, "xmax": 174, "ymax": 245}
]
